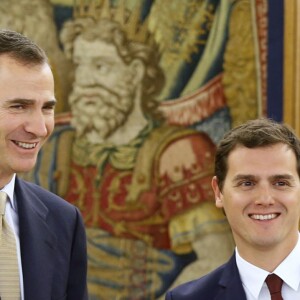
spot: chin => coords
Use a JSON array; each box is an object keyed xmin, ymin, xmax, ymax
[
  {"xmin": 253, "ymin": 237, "xmax": 280, "ymax": 249},
  {"xmin": 13, "ymin": 160, "xmax": 37, "ymax": 174}
]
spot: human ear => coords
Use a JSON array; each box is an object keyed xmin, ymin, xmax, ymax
[
  {"xmin": 129, "ymin": 58, "xmax": 145, "ymax": 86},
  {"xmin": 211, "ymin": 176, "xmax": 224, "ymax": 208}
]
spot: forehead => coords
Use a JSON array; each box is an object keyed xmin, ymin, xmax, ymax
[
  {"xmin": 0, "ymin": 55, "xmax": 54, "ymax": 100},
  {"xmin": 73, "ymin": 36, "xmax": 120, "ymax": 60},
  {"xmin": 0, "ymin": 54, "xmax": 49, "ymax": 74},
  {"xmin": 227, "ymin": 144, "xmax": 298, "ymax": 175}
]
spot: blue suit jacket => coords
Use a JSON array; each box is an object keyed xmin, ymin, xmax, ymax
[
  {"xmin": 15, "ymin": 177, "xmax": 88, "ymax": 300},
  {"xmin": 165, "ymin": 253, "xmax": 246, "ymax": 300}
]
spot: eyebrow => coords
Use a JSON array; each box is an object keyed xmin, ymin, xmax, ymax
[
  {"xmin": 232, "ymin": 174, "xmax": 295, "ymax": 182},
  {"xmin": 271, "ymin": 174, "xmax": 295, "ymax": 181},
  {"xmin": 44, "ymin": 99, "xmax": 57, "ymax": 106},
  {"xmin": 232, "ymin": 174, "xmax": 256, "ymax": 182},
  {"xmin": 6, "ymin": 98, "xmax": 57, "ymax": 106}
]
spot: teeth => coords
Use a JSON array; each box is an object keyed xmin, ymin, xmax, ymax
[
  {"xmin": 15, "ymin": 141, "xmax": 37, "ymax": 149},
  {"xmin": 251, "ymin": 214, "xmax": 277, "ymax": 220}
]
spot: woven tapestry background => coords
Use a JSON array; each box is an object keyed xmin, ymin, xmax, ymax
[{"xmin": 0, "ymin": 0, "xmax": 280, "ymax": 299}]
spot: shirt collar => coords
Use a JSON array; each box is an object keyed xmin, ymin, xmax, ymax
[
  {"xmin": 236, "ymin": 235, "xmax": 300, "ymax": 298},
  {"xmin": 236, "ymin": 248, "xmax": 269, "ymax": 298},
  {"xmin": 273, "ymin": 235, "xmax": 300, "ymax": 291},
  {"xmin": 0, "ymin": 174, "xmax": 16, "ymax": 210}
]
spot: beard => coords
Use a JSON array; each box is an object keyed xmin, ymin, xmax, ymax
[{"xmin": 69, "ymin": 85, "xmax": 134, "ymax": 143}]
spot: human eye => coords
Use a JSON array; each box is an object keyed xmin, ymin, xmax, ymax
[
  {"xmin": 273, "ymin": 175, "xmax": 294, "ymax": 189},
  {"xmin": 233, "ymin": 176, "xmax": 256, "ymax": 190},
  {"xmin": 275, "ymin": 181, "xmax": 287, "ymax": 186},
  {"xmin": 94, "ymin": 60, "xmax": 112, "ymax": 73},
  {"xmin": 43, "ymin": 104, "xmax": 55, "ymax": 110},
  {"xmin": 9, "ymin": 101, "xmax": 28, "ymax": 111},
  {"xmin": 241, "ymin": 181, "xmax": 254, "ymax": 186},
  {"xmin": 96, "ymin": 63, "xmax": 108, "ymax": 72},
  {"xmin": 95, "ymin": 62, "xmax": 103, "ymax": 69},
  {"xmin": 274, "ymin": 180, "xmax": 291, "ymax": 188},
  {"xmin": 11, "ymin": 104, "xmax": 26, "ymax": 109},
  {"xmin": 238, "ymin": 181, "xmax": 255, "ymax": 189}
]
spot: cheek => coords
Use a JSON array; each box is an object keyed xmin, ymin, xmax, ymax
[
  {"xmin": 292, "ymin": 195, "xmax": 300, "ymax": 215},
  {"xmin": 220, "ymin": 191, "xmax": 245, "ymax": 214},
  {"xmin": 0, "ymin": 117, "xmax": 19, "ymax": 136},
  {"xmin": 46, "ymin": 118, "xmax": 55, "ymax": 135}
]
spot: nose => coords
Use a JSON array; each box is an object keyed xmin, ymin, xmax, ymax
[
  {"xmin": 24, "ymin": 111, "xmax": 49, "ymax": 137},
  {"xmin": 255, "ymin": 184, "xmax": 275, "ymax": 205}
]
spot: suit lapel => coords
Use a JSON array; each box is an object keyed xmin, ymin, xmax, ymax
[
  {"xmin": 215, "ymin": 254, "xmax": 247, "ymax": 300},
  {"xmin": 15, "ymin": 178, "xmax": 57, "ymax": 300}
]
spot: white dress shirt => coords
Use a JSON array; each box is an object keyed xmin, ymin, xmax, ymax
[
  {"xmin": 236, "ymin": 235, "xmax": 300, "ymax": 300},
  {"xmin": 1, "ymin": 174, "xmax": 24, "ymax": 300}
]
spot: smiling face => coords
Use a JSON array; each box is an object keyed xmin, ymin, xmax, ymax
[
  {"xmin": 212, "ymin": 143, "xmax": 300, "ymax": 258},
  {"xmin": 0, "ymin": 54, "xmax": 55, "ymax": 186}
]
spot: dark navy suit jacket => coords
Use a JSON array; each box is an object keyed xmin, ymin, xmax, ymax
[
  {"xmin": 15, "ymin": 177, "xmax": 88, "ymax": 300},
  {"xmin": 165, "ymin": 253, "xmax": 247, "ymax": 300}
]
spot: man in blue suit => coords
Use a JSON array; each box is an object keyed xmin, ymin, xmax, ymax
[
  {"xmin": 0, "ymin": 29, "xmax": 87, "ymax": 299},
  {"xmin": 166, "ymin": 118, "xmax": 300, "ymax": 299}
]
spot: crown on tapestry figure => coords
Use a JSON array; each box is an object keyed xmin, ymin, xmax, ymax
[{"xmin": 73, "ymin": 0, "xmax": 153, "ymax": 45}]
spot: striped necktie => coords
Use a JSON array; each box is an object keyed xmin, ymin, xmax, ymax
[{"xmin": 0, "ymin": 191, "xmax": 20, "ymax": 299}]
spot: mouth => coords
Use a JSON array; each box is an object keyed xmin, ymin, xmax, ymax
[
  {"xmin": 249, "ymin": 213, "xmax": 280, "ymax": 221},
  {"xmin": 13, "ymin": 140, "xmax": 38, "ymax": 149}
]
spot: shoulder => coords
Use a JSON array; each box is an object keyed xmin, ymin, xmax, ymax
[
  {"xmin": 15, "ymin": 176, "xmax": 78, "ymax": 216},
  {"xmin": 15, "ymin": 177, "xmax": 87, "ymax": 244},
  {"xmin": 166, "ymin": 263, "xmax": 227, "ymax": 299}
]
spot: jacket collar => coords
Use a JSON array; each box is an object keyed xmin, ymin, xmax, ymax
[
  {"xmin": 15, "ymin": 177, "xmax": 57, "ymax": 300},
  {"xmin": 215, "ymin": 253, "xmax": 247, "ymax": 300}
]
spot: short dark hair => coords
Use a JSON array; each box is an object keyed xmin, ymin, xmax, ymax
[
  {"xmin": 215, "ymin": 118, "xmax": 300, "ymax": 190},
  {"xmin": 0, "ymin": 29, "xmax": 48, "ymax": 65}
]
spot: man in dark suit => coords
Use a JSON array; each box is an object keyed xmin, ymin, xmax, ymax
[
  {"xmin": 0, "ymin": 29, "xmax": 87, "ymax": 299},
  {"xmin": 166, "ymin": 118, "xmax": 300, "ymax": 299}
]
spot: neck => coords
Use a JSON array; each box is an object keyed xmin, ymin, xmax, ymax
[
  {"xmin": 0, "ymin": 174, "xmax": 14, "ymax": 191},
  {"xmin": 236, "ymin": 234, "xmax": 299, "ymax": 272}
]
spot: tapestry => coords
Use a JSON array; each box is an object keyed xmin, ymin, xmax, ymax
[{"xmin": 1, "ymin": 0, "xmax": 269, "ymax": 299}]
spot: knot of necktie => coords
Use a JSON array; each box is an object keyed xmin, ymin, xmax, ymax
[{"xmin": 265, "ymin": 274, "xmax": 283, "ymax": 300}]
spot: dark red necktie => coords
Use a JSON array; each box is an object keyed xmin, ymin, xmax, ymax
[{"xmin": 265, "ymin": 274, "xmax": 283, "ymax": 300}]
